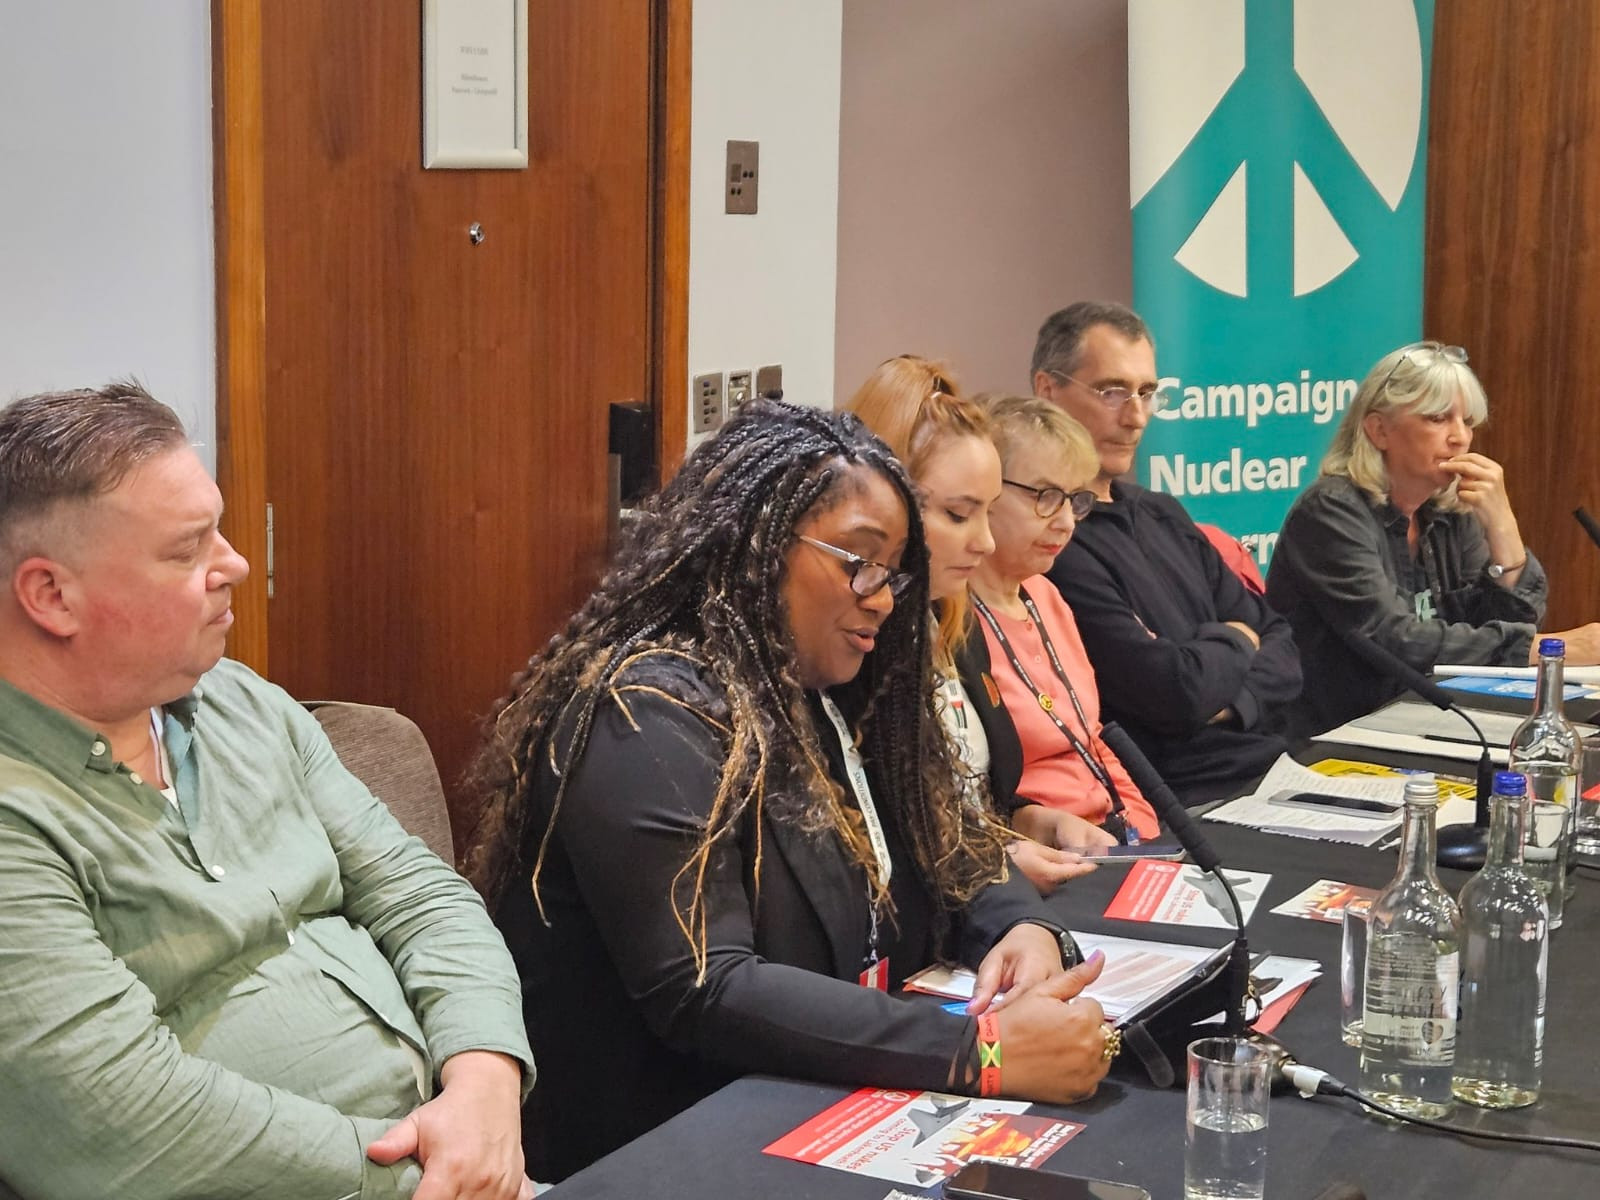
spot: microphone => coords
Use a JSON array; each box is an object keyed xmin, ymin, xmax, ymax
[
  {"xmin": 1338, "ymin": 631, "xmax": 1494, "ymax": 869},
  {"xmin": 1102, "ymin": 721, "xmax": 1249, "ymax": 1036},
  {"xmin": 1575, "ymin": 506, "xmax": 1600, "ymax": 553}
]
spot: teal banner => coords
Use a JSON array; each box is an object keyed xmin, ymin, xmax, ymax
[{"xmin": 1129, "ymin": 0, "xmax": 1435, "ymax": 569}]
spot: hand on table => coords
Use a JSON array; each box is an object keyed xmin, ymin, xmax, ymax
[
  {"xmin": 991, "ymin": 951, "xmax": 1111, "ymax": 1104},
  {"xmin": 1537, "ymin": 622, "xmax": 1600, "ymax": 665},
  {"xmin": 367, "ymin": 1050, "xmax": 531, "ymax": 1200},
  {"xmin": 969, "ymin": 921, "xmax": 1070, "ymax": 1014}
]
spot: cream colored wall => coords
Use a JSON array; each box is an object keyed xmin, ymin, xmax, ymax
[
  {"xmin": 834, "ymin": 0, "xmax": 1134, "ymax": 403},
  {"xmin": 0, "ymin": 2, "xmax": 216, "ymax": 463},
  {"xmin": 689, "ymin": 0, "xmax": 844, "ymax": 430}
]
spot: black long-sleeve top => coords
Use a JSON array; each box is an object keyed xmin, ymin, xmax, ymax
[
  {"xmin": 1045, "ymin": 482, "xmax": 1300, "ymax": 804},
  {"xmin": 1265, "ymin": 474, "xmax": 1547, "ymax": 735},
  {"xmin": 495, "ymin": 651, "xmax": 1063, "ymax": 1181}
]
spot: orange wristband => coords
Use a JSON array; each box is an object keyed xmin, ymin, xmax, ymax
[{"xmin": 977, "ymin": 1012, "xmax": 1002, "ymax": 1098}]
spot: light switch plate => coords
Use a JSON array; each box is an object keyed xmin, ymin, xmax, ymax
[
  {"xmin": 726, "ymin": 140, "xmax": 758, "ymax": 214},
  {"xmin": 693, "ymin": 373, "xmax": 724, "ymax": 434}
]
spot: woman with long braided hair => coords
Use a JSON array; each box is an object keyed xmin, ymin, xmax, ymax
[{"xmin": 464, "ymin": 401, "xmax": 1112, "ymax": 1181}]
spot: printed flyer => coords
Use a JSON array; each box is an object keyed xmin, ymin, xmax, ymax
[
  {"xmin": 1103, "ymin": 860, "xmax": 1270, "ymax": 928},
  {"xmin": 763, "ymin": 1087, "xmax": 1084, "ymax": 1187}
]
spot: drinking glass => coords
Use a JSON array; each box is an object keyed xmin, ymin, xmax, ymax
[
  {"xmin": 1339, "ymin": 897, "xmax": 1372, "ymax": 1047},
  {"xmin": 1522, "ymin": 800, "xmax": 1571, "ymax": 930},
  {"xmin": 1574, "ymin": 736, "xmax": 1600, "ymax": 858},
  {"xmin": 1185, "ymin": 1037, "xmax": 1270, "ymax": 1200}
]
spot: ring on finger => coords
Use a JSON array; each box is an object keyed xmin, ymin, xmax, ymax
[{"xmin": 1099, "ymin": 1023, "xmax": 1122, "ymax": 1062}]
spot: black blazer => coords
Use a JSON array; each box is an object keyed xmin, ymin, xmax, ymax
[
  {"xmin": 495, "ymin": 652, "xmax": 1056, "ymax": 1181},
  {"xmin": 951, "ymin": 620, "xmax": 1025, "ymax": 819}
]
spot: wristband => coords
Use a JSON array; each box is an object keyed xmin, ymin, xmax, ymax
[{"xmin": 977, "ymin": 1012, "xmax": 1003, "ymax": 1098}]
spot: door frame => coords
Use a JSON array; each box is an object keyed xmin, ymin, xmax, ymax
[{"xmin": 210, "ymin": 0, "xmax": 691, "ymax": 676}]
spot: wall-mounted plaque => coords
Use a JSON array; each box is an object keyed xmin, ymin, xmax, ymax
[{"xmin": 423, "ymin": 0, "xmax": 529, "ymax": 169}]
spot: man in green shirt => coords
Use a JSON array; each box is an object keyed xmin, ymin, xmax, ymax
[{"xmin": 0, "ymin": 383, "xmax": 536, "ymax": 1199}]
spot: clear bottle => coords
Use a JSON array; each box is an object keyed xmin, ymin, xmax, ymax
[
  {"xmin": 1360, "ymin": 774, "xmax": 1463, "ymax": 1118},
  {"xmin": 1452, "ymin": 772, "xmax": 1548, "ymax": 1108},
  {"xmin": 1509, "ymin": 637, "xmax": 1581, "ymax": 810},
  {"xmin": 1510, "ymin": 637, "xmax": 1581, "ymax": 914}
]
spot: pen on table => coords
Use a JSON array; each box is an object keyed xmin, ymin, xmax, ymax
[{"xmin": 1419, "ymin": 731, "xmax": 1486, "ymax": 748}]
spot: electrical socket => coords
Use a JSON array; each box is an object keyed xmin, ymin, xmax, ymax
[
  {"xmin": 726, "ymin": 140, "xmax": 759, "ymax": 214},
  {"xmin": 755, "ymin": 363, "xmax": 783, "ymax": 402},
  {"xmin": 692, "ymin": 373, "xmax": 724, "ymax": 434},
  {"xmin": 727, "ymin": 370, "xmax": 753, "ymax": 414}
]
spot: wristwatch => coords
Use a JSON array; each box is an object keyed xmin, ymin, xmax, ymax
[
  {"xmin": 1487, "ymin": 556, "xmax": 1526, "ymax": 580},
  {"xmin": 1022, "ymin": 920, "xmax": 1083, "ymax": 969}
]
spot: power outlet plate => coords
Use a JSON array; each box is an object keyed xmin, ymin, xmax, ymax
[
  {"xmin": 692, "ymin": 373, "xmax": 724, "ymax": 434},
  {"xmin": 727, "ymin": 370, "xmax": 753, "ymax": 414},
  {"xmin": 755, "ymin": 363, "xmax": 783, "ymax": 403},
  {"xmin": 726, "ymin": 140, "xmax": 759, "ymax": 214}
]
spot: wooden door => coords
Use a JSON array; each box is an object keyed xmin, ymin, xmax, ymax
[
  {"xmin": 215, "ymin": 0, "xmax": 687, "ymax": 850},
  {"xmin": 1426, "ymin": 1, "xmax": 1600, "ymax": 629}
]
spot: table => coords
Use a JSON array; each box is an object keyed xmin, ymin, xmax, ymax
[{"xmin": 549, "ymin": 815, "xmax": 1600, "ymax": 1198}]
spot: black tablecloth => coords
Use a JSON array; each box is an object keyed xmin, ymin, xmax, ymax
[{"xmin": 549, "ymin": 818, "xmax": 1600, "ymax": 1199}]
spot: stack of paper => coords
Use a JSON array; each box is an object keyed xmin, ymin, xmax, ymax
[
  {"xmin": 1314, "ymin": 699, "xmax": 1597, "ymax": 765},
  {"xmin": 903, "ymin": 931, "xmax": 1320, "ymax": 1025},
  {"xmin": 1206, "ymin": 755, "xmax": 1405, "ymax": 845}
]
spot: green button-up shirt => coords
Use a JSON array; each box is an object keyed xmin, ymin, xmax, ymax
[{"xmin": 0, "ymin": 659, "xmax": 533, "ymax": 1200}]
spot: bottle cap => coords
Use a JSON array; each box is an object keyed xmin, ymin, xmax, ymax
[
  {"xmin": 1493, "ymin": 770, "xmax": 1528, "ymax": 796},
  {"xmin": 1539, "ymin": 637, "xmax": 1565, "ymax": 657},
  {"xmin": 1402, "ymin": 772, "xmax": 1438, "ymax": 798}
]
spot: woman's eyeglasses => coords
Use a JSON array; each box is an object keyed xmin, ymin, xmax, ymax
[
  {"xmin": 797, "ymin": 535, "xmax": 913, "ymax": 599},
  {"xmin": 1002, "ymin": 479, "xmax": 1096, "ymax": 519},
  {"xmin": 1379, "ymin": 341, "xmax": 1468, "ymax": 394}
]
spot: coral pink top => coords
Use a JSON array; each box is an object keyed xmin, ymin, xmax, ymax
[{"xmin": 978, "ymin": 577, "xmax": 1160, "ymax": 840}]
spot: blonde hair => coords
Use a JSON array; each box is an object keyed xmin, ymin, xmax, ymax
[
  {"xmin": 1322, "ymin": 343, "xmax": 1489, "ymax": 508},
  {"xmin": 847, "ymin": 355, "xmax": 988, "ymax": 670},
  {"xmin": 975, "ymin": 393, "xmax": 1099, "ymax": 486}
]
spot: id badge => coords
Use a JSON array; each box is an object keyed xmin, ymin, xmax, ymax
[{"xmin": 859, "ymin": 957, "xmax": 890, "ymax": 992}]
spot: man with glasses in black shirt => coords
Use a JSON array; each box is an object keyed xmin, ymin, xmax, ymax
[{"xmin": 1034, "ymin": 301, "xmax": 1302, "ymax": 806}]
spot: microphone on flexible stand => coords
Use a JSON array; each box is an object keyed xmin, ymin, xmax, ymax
[
  {"xmin": 1102, "ymin": 721, "xmax": 1250, "ymax": 1035},
  {"xmin": 1575, "ymin": 506, "xmax": 1600, "ymax": 552},
  {"xmin": 1338, "ymin": 631, "xmax": 1494, "ymax": 869}
]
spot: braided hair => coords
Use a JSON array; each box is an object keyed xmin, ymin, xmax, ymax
[{"xmin": 462, "ymin": 400, "xmax": 1012, "ymax": 977}]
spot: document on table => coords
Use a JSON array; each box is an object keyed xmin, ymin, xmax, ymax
[
  {"xmin": 1435, "ymin": 663, "xmax": 1600, "ymax": 685},
  {"xmin": 1204, "ymin": 754, "xmax": 1403, "ymax": 845},
  {"xmin": 1313, "ymin": 699, "xmax": 1597, "ymax": 765}
]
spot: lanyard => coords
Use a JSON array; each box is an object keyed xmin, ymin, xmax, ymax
[
  {"xmin": 817, "ymin": 691, "xmax": 893, "ymax": 890},
  {"xmin": 970, "ymin": 590, "xmax": 1133, "ymax": 835},
  {"xmin": 817, "ymin": 691, "xmax": 896, "ymax": 974}
]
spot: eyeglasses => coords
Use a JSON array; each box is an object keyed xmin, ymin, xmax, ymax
[
  {"xmin": 1378, "ymin": 342, "xmax": 1468, "ymax": 395},
  {"xmin": 1002, "ymin": 479, "xmax": 1096, "ymax": 519},
  {"xmin": 797, "ymin": 535, "xmax": 914, "ymax": 599},
  {"xmin": 1050, "ymin": 371, "xmax": 1171, "ymax": 413}
]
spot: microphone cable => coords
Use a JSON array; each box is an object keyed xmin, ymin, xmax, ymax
[{"xmin": 1278, "ymin": 1058, "xmax": 1600, "ymax": 1153}]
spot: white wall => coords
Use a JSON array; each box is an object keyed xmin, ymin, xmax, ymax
[
  {"xmin": 0, "ymin": 3, "xmax": 216, "ymax": 464},
  {"xmin": 688, "ymin": 0, "xmax": 844, "ymax": 435}
]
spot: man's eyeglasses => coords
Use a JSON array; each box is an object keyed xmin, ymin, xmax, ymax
[
  {"xmin": 1002, "ymin": 480, "xmax": 1096, "ymax": 520},
  {"xmin": 1378, "ymin": 342, "xmax": 1468, "ymax": 395},
  {"xmin": 1050, "ymin": 371, "xmax": 1171, "ymax": 413},
  {"xmin": 798, "ymin": 535, "xmax": 913, "ymax": 599}
]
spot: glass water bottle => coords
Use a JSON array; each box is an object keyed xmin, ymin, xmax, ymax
[
  {"xmin": 1509, "ymin": 637, "xmax": 1581, "ymax": 809},
  {"xmin": 1360, "ymin": 774, "xmax": 1463, "ymax": 1118},
  {"xmin": 1452, "ymin": 772, "xmax": 1548, "ymax": 1108}
]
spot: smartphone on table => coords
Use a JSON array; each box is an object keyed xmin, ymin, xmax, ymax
[
  {"xmin": 945, "ymin": 1161, "xmax": 1150, "ymax": 1200},
  {"xmin": 1269, "ymin": 791, "xmax": 1400, "ymax": 819}
]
